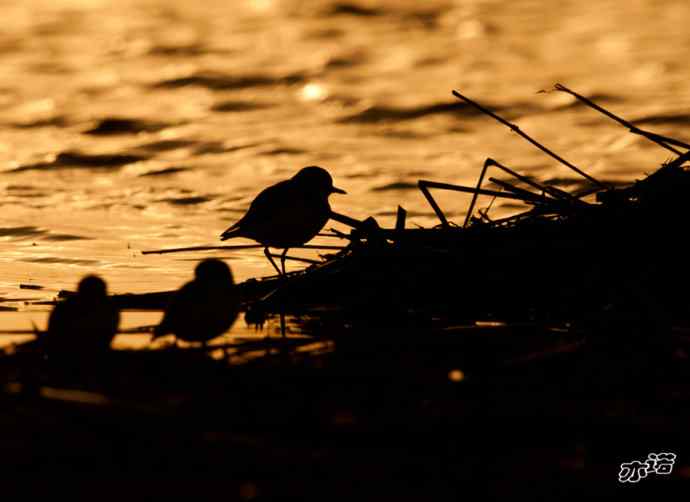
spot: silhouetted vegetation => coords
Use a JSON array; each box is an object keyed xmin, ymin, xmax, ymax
[{"xmin": 2, "ymin": 87, "xmax": 690, "ymax": 495}]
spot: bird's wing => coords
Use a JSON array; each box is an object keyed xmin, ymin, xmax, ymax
[
  {"xmin": 220, "ymin": 180, "xmax": 292, "ymax": 240},
  {"xmin": 153, "ymin": 282, "xmax": 195, "ymax": 337},
  {"xmin": 44, "ymin": 302, "xmax": 68, "ymax": 348},
  {"xmin": 46, "ymin": 301, "xmax": 67, "ymax": 335},
  {"xmin": 108, "ymin": 302, "xmax": 120, "ymax": 338}
]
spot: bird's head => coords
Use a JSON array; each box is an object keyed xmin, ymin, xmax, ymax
[
  {"xmin": 77, "ymin": 275, "xmax": 108, "ymax": 299},
  {"xmin": 195, "ymin": 258, "xmax": 234, "ymax": 286},
  {"xmin": 292, "ymin": 166, "xmax": 346, "ymax": 197}
]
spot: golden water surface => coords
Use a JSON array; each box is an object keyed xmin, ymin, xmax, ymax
[{"xmin": 1, "ymin": 0, "xmax": 690, "ymax": 342}]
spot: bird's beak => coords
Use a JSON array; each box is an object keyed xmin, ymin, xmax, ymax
[{"xmin": 331, "ymin": 186, "xmax": 347, "ymax": 194}]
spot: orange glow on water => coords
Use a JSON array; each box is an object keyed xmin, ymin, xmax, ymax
[
  {"xmin": 448, "ymin": 369, "xmax": 464, "ymax": 382},
  {"xmin": 2, "ymin": 0, "xmax": 690, "ymax": 337}
]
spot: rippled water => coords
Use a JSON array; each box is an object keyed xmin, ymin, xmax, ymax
[{"xmin": 2, "ymin": 0, "xmax": 690, "ymax": 339}]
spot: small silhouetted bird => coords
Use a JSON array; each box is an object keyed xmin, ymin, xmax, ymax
[
  {"xmin": 220, "ymin": 166, "xmax": 346, "ymax": 275},
  {"xmin": 152, "ymin": 259, "xmax": 239, "ymax": 346},
  {"xmin": 44, "ymin": 275, "xmax": 119, "ymax": 358}
]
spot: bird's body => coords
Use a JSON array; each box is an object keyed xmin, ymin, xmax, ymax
[
  {"xmin": 153, "ymin": 259, "xmax": 238, "ymax": 345},
  {"xmin": 221, "ymin": 179, "xmax": 331, "ymax": 248},
  {"xmin": 220, "ymin": 166, "xmax": 345, "ymax": 274},
  {"xmin": 43, "ymin": 275, "xmax": 119, "ymax": 358}
]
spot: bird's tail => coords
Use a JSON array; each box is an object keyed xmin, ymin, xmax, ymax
[
  {"xmin": 220, "ymin": 225, "xmax": 242, "ymax": 241},
  {"xmin": 30, "ymin": 321, "xmax": 44, "ymax": 338},
  {"xmin": 151, "ymin": 323, "xmax": 167, "ymax": 340}
]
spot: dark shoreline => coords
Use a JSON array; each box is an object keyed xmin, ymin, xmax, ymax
[{"xmin": 2, "ymin": 321, "xmax": 688, "ymax": 497}]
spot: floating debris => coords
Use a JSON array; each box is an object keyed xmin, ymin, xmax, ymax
[{"xmin": 19, "ymin": 283, "xmax": 43, "ymax": 290}]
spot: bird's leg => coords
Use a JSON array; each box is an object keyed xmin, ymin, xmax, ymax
[
  {"xmin": 280, "ymin": 248, "xmax": 289, "ymax": 276},
  {"xmin": 280, "ymin": 310, "xmax": 286, "ymax": 339},
  {"xmin": 264, "ymin": 247, "xmax": 282, "ymax": 276},
  {"xmin": 279, "ymin": 248, "xmax": 289, "ymax": 339}
]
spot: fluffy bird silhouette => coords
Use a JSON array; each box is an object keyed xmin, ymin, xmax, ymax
[
  {"xmin": 220, "ymin": 166, "xmax": 346, "ymax": 275},
  {"xmin": 44, "ymin": 275, "xmax": 119, "ymax": 359},
  {"xmin": 152, "ymin": 259, "xmax": 239, "ymax": 346}
]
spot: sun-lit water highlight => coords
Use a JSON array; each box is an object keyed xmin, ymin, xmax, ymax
[
  {"xmin": 448, "ymin": 369, "xmax": 464, "ymax": 382},
  {"xmin": 2, "ymin": 0, "xmax": 690, "ymax": 339}
]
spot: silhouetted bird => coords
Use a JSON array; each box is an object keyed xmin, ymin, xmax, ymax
[
  {"xmin": 44, "ymin": 275, "xmax": 119, "ymax": 359},
  {"xmin": 152, "ymin": 259, "xmax": 239, "ymax": 346},
  {"xmin": 220, "ymin": 166, "xmax": 346, "ymax": 274}
]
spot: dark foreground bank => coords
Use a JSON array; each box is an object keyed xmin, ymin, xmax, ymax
[{"xmin": 1, "ymin": 320, "xmax": 688, "ymax": 499}]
